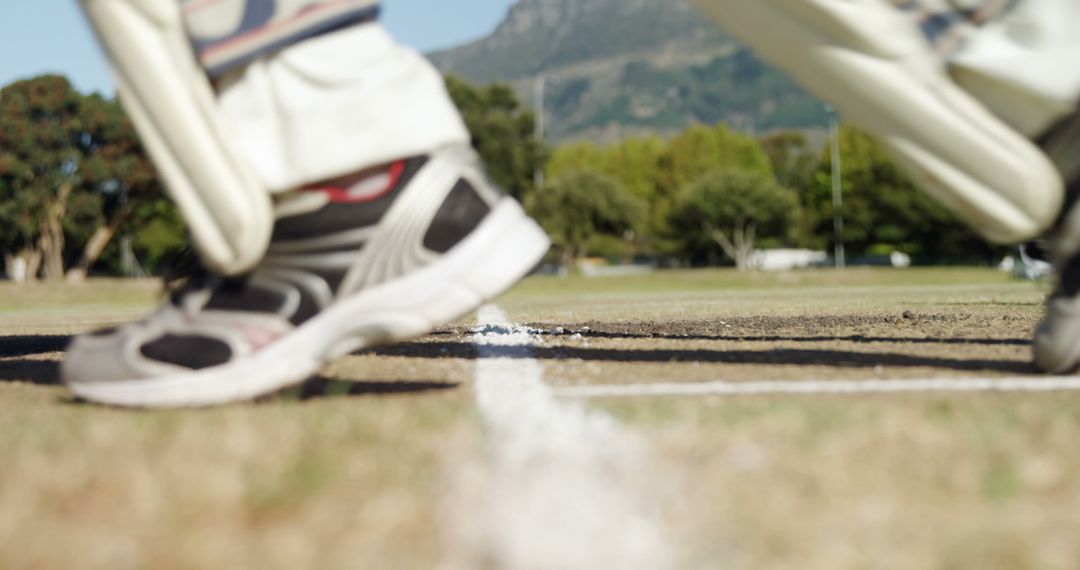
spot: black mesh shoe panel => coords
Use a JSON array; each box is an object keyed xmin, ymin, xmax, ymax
[
  {"xmin": 423, "ymin": 179, "xmax": 492, "ymax": 254},
  {"xmin": 314, "ymin": 268, "xmax": 349, "ymax": 295},
  {"xmin": 272, "ymin": 156, "xmax": 429, "ymax": 241},
  {"xmin": 140, "ymin": 335, "xmax": 233, "ymax": 370},
  {"xmin": 205, "ymin": 281, "xmax": 288, "ymax": 314}
]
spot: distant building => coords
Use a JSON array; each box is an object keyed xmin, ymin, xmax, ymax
[{"xmin": 751, "ymin": 249, "xmax": 828, "ymax": 271}]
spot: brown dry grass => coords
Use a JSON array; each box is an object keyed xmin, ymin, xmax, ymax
[
  {"xmin": 1, "ymin": 269, "xmax": 1076, "ymax": 570},
  {"xmin": 0, "ymin": 377, "xmax": 478, "ymax": 569},
  {"xmin": 603, "ymin": 394, "xmax": 1080, "ymax": 570}
]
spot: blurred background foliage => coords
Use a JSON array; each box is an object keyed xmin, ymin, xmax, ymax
[{"xmin": 0, "ymin": 73, "xmax": 995, "ymax": 281}]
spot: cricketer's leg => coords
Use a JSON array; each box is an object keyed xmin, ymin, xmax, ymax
[
  {"xmin": 691, "ymin": 0, "xmax": 1077, "ymax": 244},
  {"xmin": 1031, "ymin": 112, "xmax": 1080, "ymax": 373},
  {"xmin": 65, "ymin": 0, "xmax": 550, "ymax": 407},
  {"xmin": 691, "ymin": 0, "xmax": 1080, "ymax": 371}
]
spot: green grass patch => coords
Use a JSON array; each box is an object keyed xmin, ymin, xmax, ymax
[
  {"xmin": 0, "ymin": 279, "xmax": 159, "ymax": 313},
  {"xmin": 509, "ymin": 267, "xmax": 1029, "ymax": 298}
]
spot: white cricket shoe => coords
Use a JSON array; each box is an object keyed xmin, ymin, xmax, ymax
[{"xmin": 63, "ymin": 146, "xmax": 549, "ymax": 407}]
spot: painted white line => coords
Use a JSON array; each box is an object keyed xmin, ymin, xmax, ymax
[
  {"xmin": 553, "ymin": 376, "xmax": 1080, "ymax": 399},
  {"xmin": 463, "ymin": 305, "xmax": 674, "ymax": 570}
]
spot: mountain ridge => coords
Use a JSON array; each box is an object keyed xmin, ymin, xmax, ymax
[{"xmin": 428, "ymin": 0, "xmax": 828, "ymax": 143}]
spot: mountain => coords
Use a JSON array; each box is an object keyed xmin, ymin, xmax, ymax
[{"xmin": 429, "ymin": 0, "xmax": 828, "ymax": 143}]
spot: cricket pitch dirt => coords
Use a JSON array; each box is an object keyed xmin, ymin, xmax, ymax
[{"xmin": 2, "ymin": 269, "xmax": 1078, "ymax": 570}]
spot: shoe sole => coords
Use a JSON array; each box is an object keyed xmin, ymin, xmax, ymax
[
  {"xmin": 690, "ymin": 0, "xmax": 1062, "ymax": 243},
  {"xmin": 66, "ymin": 198, "xmax": 550, "ymax": 408}
]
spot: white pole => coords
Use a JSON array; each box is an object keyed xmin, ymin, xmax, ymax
[
  {"xmin": 534, "ymin": 75, "xmax": 545, "ymax": 191},
  {"xmin": 829, "ymin": 110, "xmax": 846, "ymax": 270}
]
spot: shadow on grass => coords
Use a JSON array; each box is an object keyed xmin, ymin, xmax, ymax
[
  {"xmin": 0, "ymin": 335, "xmax": 71, "ymax": 357},
  {"xmin": 374, "ymin": 341, "xmax": 1038, "ymax": 375},
  {"xmin": 277, "ymin": 377, "xmax": 460, "ymax": 402},
  {"xmin": 0, "ymin": 359, "xmax": 61, "ymax": 385},
  {"xmin": 0, "ymin": 336, "xmax": 69, "ymax": 386}
]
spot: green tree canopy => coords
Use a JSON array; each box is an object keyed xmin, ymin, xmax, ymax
[
  {"xmin": 546, "ymin": 125, "xmax": 776, "ymax": 255},
  {"xmin": 445, "ymin": 75, "xmax": 545, "ymax": 200},
  {"xmin": 526, "ymin": 168, "xmax": 645, "ymax": 268},
  {"xmin": 670, "ymin": 168, "xmax": 799, "ymax": 269},
  {"xmin": 805, "ymin": 127, "xmax": 994, "ymax": 263},
  {"xmin": 547, "ymin": 136, "xmax": 668, "ymax": 237},
  {"xmin": 759, "ymin": 131, "xmax": 817, "ymax": 191},
  {"xmin": 0, "ymin": 75, "xmax": 175, "ymax": 281},
  {"xmin": 0, "ymin": 75, "xmax": 88, "ymax": 279},
  {"xmin": 659, "ymin": 124, "xmax": 774, "ymax": 193},
  {"xmin": 65, "ymin": 93, "xmax": 166, "ymax": 281}
]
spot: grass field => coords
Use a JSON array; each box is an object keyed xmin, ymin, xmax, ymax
[{"xmin": 2, "ymin": 268, "xmax": 1079, "ymax": 569}]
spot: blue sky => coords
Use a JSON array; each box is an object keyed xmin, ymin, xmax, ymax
[{"xmin": 1, "ymin": 0, "xmax": 517, "ymax": 95}]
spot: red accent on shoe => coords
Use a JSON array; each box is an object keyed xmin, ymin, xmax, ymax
[{"xmin": 307, "ymin": 160, "xmax": 406, "ymax": 204}]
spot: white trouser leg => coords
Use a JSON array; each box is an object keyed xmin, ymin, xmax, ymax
[
  {"xmin": 949, "ymin": 0, "xmax": 1080, "ymax": 137},
  {"xmin": 215, "ymin": 23, "xmax": 470, "ymax": 192}
]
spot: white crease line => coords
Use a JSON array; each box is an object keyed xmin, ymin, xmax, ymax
[
  {"xmin": 465, "ymin": 305, "xmax": 674, "ymax": 570},
  {"xmin": 553, "ymin": 376, "xmax": 1080, "ymax": 399}
]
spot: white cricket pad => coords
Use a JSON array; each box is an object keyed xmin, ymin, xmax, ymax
[
  {"xmin": 949, "ymin": 0, "xmax": 1080, "ymax": 137},
  {"xmin": 79, "ymin": 0, "xmax": 273, "ymax": 275},
  {"xmin": 691, "ymin": 0, "xmax": 1065, "ymax": 244}
]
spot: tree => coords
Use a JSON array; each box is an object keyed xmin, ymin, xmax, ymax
[
  {"xmin": 526, "ymin": 168, "xmax": 644, "ymax": 268},
  {"xmin": 64, "ymin": 94, "xmax": 162, "ymax": 282},
  {"xmin": 0, "ymin": 75, "xmax": 174, "ymax": 282},
  {"xmin": 0, "ymin": 76, "xmax": 86, "ymax": 281},
  {"xmin": 547, "ymin": 141, "xmax": 607, "ymax": 180},
  {"xmin": 445, "ymin": 75, "xmax": 546, "ymax": 200},
  {"xmin": 659, "ymin": 124, "xmax": 774, "ymax": 194},
  {"xmin": 759, "ymin": 131, "xmax": 822, "ymax": 249},
  {"xmin": 759, "ymin": 131, "xmax": 817, "ymax": 191},
  {"xmin": 547, "ymin": 137, "xmax": 668, "ymax": 240},
  {"xmin": 0, "ymin": 145, "xmax": 40, "ymax": 281},
  {"xmin": 670, "ymin": 169, "xmax": 799, "ymax": 270},
  {"xmin": 804, "ymin": 127, "xmax": 995, "ymax": 263},
  {"xmin": 545, "ymin": 126, "xmax": 777, "ymax": 257}
]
